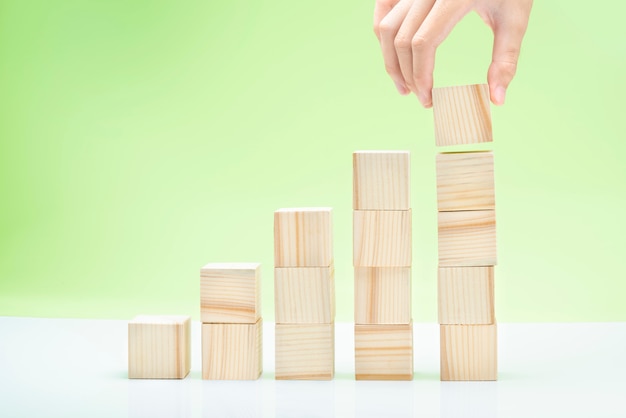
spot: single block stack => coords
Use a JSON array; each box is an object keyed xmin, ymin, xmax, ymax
[
  {"xmin": 274, "ymin": 208, "xmax": 335, "ymax": 380},
  {"xmin": 432, "ymin": 84, "xmax": 497, "ymax": 381},
  {"xmin": 353, "ymin": 151, "xmax": 413, "ymax": 381},
  {"xmin": 200, "ymin": 263, "xmax": 263, "ymax": 380}
]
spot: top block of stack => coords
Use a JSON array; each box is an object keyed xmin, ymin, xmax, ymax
[
  {"xmin": 353, "ymin": 151, "xmax": 410, "ymax": 210},
  {"xmin": 432, "ymin": 84, "xmax": 492, "ymax": 147},
  {"xmin": 274, "ymin": 208, "xmax": 333, "ymax": 267}
]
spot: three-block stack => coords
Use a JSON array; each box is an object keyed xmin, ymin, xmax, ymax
[
  {"xmin": 432, "ymin": 84, "xmax": 497, "ymax": 381},
  {"xmin": 352, "ymin": 151, "xmax": 413, "ymax": 380}
]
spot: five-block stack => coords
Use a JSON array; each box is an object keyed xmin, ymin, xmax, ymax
[
  {"xmin": 353, "ymin": 151, "xmax": 413, "ymax": 380},
  {"xmin": 432, "ymin": 84, "xmax": 498, "ymax": 381}
]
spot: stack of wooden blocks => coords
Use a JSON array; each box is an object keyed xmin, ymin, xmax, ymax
[
  {"xmin": 200, "ymin": 263, "xmax": 263, "ymax": 380},
  {"xmin": 274, "ymin": 208, "xmax": 335, "ymax": 380},
  {"xmin": 432, "ymin": 84, "xmax": 498, "ymax": 381},
  {"xmin": 352, "ymin": 151, "xmax": 413, "ymax": 380}
]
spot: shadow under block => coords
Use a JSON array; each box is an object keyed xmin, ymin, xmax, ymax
[
  {"xmin": 353, "ymin": 150, "xmax": 410, "ymax": 210},
  {"xmin": 440, "ymin": 324, "xmax": 497, "ymax": 381},
  {"xmin": 354, "ymin": 267, "xmax": 411, "ymax": 325},
  {"xmin": 202, "ymin": 319, "xmax": 263, "ymax": 380},
  {"xmin": 436, "ymin": 151, "xmax": 495, "ymax": 212},
  {"xmin": 128, "ymin": 315, "xmax": 191, "ymax": 379},
  {"xmin": 438, "ymin": 267, "xmax": 494, "ymax": 324},
  {"xmin": 200, "ymin": 262, "xmax": 261, "ymax": 324},
  {"xmin": 438, "ymin": 210, "xmax": 496, "ymax": 267},
  {"xmin": 432, "ymin": 84, "xmax": 492, "ymax": 147},
  {"xmin": 353, "ymin": 210, "xmax": 412, "ymax": 267},
  {"xmin": 274, "ymin": 208, "xmax": 333, "ymax": 267},
  {"xmin": 274, "ymin": 266, "xmax": 335, "ymax": 324},
  {"xmin": 275, "ymin": 323, "xmax": 335, "ymax": 380},
  {"xmin": 355, "ymin": 323, "xmax": 413, "ymax": 380}
]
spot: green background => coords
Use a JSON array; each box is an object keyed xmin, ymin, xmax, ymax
[{"xmin": 1, "ymin": 1, "xmax": 624, "ymax": 322}]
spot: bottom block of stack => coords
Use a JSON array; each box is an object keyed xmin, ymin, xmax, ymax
[
  {"xmin": 440, "ymin": 324, "xmax": 497, "ymax": 381},
  {"xmin": 354, "ymin": 322, "xmax": 413, "ymax": 381},
  {"xmin": 275, "ymin": 323, "xmax": 334, "ymax": 380},
  {"xmin": 202, "ymin": 318, "xmax": 263, "ymax": 380}
]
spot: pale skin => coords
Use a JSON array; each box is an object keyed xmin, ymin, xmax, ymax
[{"xmin": 374, "ymin": 0, "xmax": 533, "ymax": 107}]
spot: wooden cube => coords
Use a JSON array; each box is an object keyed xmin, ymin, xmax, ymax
[
  {"xmin": 438, "ymin": 267, "xmax": 494, "ymax": 324},
  {"xmin": 440, "ymin": 324, "xmax": 497, "ymax": 381},
  {"xmin": 354, "ymin": 267, "xmax": 411, "ymax": 324},
  {"xmin": 275, "ymin": 267, "xmax": 335, "ymax": 324},
  {"xmin": 355, "ymin": 323, "xmax": 413, "ymax": 380},
  {"xmin": 200, "ymin": 262, "xmax": 261, "ymax": 324},
  {"xmin": 438, "ymin": 210, "xmax": 496, "ymax": 266},
  {"xmin": 275, "ymin": 323, "xmax": 334, "ymax": 380},
  {"xmin": 202, "ymin": 319, "xmax": 263, "ymax": 380},
  {"xmin": 353, "ymin": 151, "xmax": 410, "ymax": 210},
  {"xmin": 274, "ymin": 208, "xmax": 333, "ymax": 267},
  {"xmin": 432, "ymin": 84, "xmax": 492, "ymax": 147},
  {"xmin": 353, "ymin": 210, "xmax": 411, "ymax": 267},
  {"xmin": 128, "ymin": 315, "xmax": 191, "ymax": 379},
  {"xmin": 436, "ymin": 151, "xmax": 495, "ymax": 212}
]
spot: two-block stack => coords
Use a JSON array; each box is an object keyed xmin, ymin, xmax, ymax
[
  {"xmin": 274, "ymin": 208, "xmax": 335, "ymax": 380},
  {"xmin": 353, "ymin": 151, "xmax": 413, "ymax": 380},
  {"xmin": 432, "ymin": 84, "xmax": 497, "ymax": 381}
]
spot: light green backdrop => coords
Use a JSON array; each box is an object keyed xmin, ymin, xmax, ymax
[{"xmin": 1, "ymin": 1, "xmax": 624, "ymax": 322}]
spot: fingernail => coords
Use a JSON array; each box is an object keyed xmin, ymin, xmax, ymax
[
  {"xmin": 494, "ymin": 85, "xmax": 506, "ymax": 105},
  {"xmin": 418, "ymin": 91, "xmax": 430, "ymax": 107},
  {"xmin": 395, "ymin": 81, "xmax": 409, "ymax": 95}
]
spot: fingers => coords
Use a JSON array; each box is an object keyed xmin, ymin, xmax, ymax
[
  {"xmin": 374, "ymin": 0, "xmax": 401, "ymax": 41},
  {"xmin": 377, "ymin": 0, "xmax": 414, "ymax": 95}
]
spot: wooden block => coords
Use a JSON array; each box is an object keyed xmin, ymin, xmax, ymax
[
  {"xmin": 200, "ymin": 262, "xmax": 261, "ymax": 324},
  {"xmin": 432, "ymin": 84, "xmax": 492, "ymax": 147},
  {"xmin": 275, "ymin": 266, "xmax": 335, "ymax": 324},
  {"xmin": 440, "ymin": 324, "xmax": 497, "ymax": 381},
  {"xmin": 202, "ymin": 319, "xmax": 263, "ymax": 380},
  {"xmin": 436, "ymin": 151, "xmax": 495, "ymax": 212},
  {"xmin": 355, "ymin": 323, "xmax": 413, "ymax": 380},
  {"xmin": 128, "ymin": 315, "xmax": 191, "ymax": 379},
  {"xmin": 275, "ymin": 323, "xmax": 334, "ymax": 380},
  {"xmin": 353, "ymin": 210, "xmax": 411, "ymax": 267},
  {"xmin": 354, "ymin": 267, "xmax": 411, "ymax": 324},
  {"xmin": 353, "ymin": 150, "xmax": 410, "ymax": 210},
  {"xmin": 274, "ymin": 208, "xmax": 333, "ymax": 267},
  {"xmin": 438, "ymin": 267, "xmax": 494, "ymax": 324},
  {"xmin": 438, "ymin": 210, "xmax": 496, "ymax": 266}
]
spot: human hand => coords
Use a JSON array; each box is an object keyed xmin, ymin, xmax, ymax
[{"xmin": 373, "ymin": 0, "xmax": 533, "ymax": 107}]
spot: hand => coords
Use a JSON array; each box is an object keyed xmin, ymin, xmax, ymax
[{"xmin": 373, "ymin": 0, "xmax": 533, "ymax": 107}]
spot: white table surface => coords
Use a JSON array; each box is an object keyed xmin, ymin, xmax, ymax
[{"xmin": 0, "ymin": 317, "xmax": 624, "ymax": 417}]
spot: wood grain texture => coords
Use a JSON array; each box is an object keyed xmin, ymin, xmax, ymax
[
  {"xmin": 275, "ymin": 323, "xmax": 334, "ymax": 380},
  {"xmin": 274, "ymin": 266, "xmax": 335, "ymax": 324},
  {"xmin": 202, "ymin": 319, "xmax": 262, "ymax": 380},
  {"xmin": 353, "ymin": 150, "xmax": 410, "ymax": 210},
  {"xmin": 432, "ymin": 84, "xmax": 492, "ymax": 147},
  {"xmin": 355, "ymin": 323, "xmax": 413, "ymax": 380},
  {"xmin": 200, "ymin": 263, "xmax": 261, "ymax": 324},
  {"xmin": 353, "ymin": 210, "xmax": 412, "ymax": 267},
  {"xmin": 438, "ymin": 210, "xmax": 496, "ymax": 266},
  {"xmin": 436, "ymin": 151, "xmax": 495, "ymax": 211},
  {"xmin": 438, "ymin": 267, "xmax": 494, "ymax": 325},
  {"xmin": 354, "ymin": 267, "xmax": 411, "ymax": 325},
  {"xmin": 440, "ymin": 324, "xmax": 497, "ymax": 381},
  {"xmin": 274, "ymin": 208, "xmax": 333, "ymax": 267},
  {"xmin": 128, "ymin": 315, "xmax": 191, "ymax": 379}
]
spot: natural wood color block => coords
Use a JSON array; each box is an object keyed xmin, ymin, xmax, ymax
[
  {"xmin": 354, "ymin": 267, "xmax": 411, "ymax": 325},
  {"xmin": 202, "ymin": 319, "xmax": 262, "ymax": 380},
  {"xmin": 438, "ymin": 210, "xmax": 496, "ymax": 266},
  {"xmin": 353, "ymin": 151, "xmax": 410, "ymax": 210},
  {"xmin": 353, "ymin": 210, "xmax": 412, "ymax": 267},
  {"xmin": 355, "ymin": 323, "xmax": 413, "ymax": 380},
  {"xmin": 200, "ymin": 262, "xmax": 261, "ymax": 324},
  {"xmin": 436, "ymin": 151, "xmax": 495, "ymax": 212},
  {"xmin": 275, "ymin": 267, "xmax": 335, "ymax": 324},
  {"xmin": 275, "ymin": 323, "xmax": 334, "ymax": 380},
  {"xmin": 128, "ymin": 315, "xmax": 191, "ymax": 379},
  {"xmin": 274, "ymin": 208, "xmax": 333, "ymax": 267},
  {"xmin": 440, "ymin": 324, "xmax": 497, "ymax": 381},
  {"xmin": 432, "ymin": 84, "xmax": 492, "ymax": 147},
  {"xmin": 438, "ymin": 267, "xmax": 494, "ymax": 325}
]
